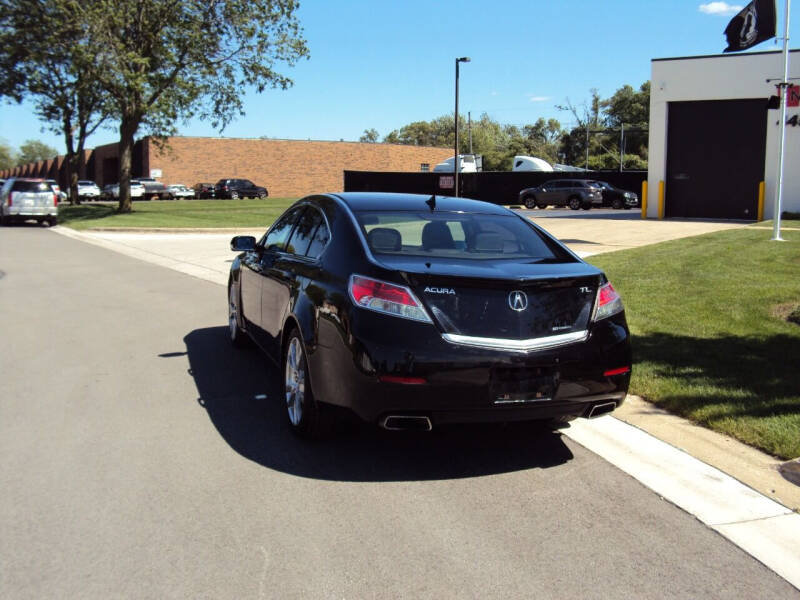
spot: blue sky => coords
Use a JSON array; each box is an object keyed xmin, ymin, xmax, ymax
[{"xmin": 1, "ymin": 0, "xmax": 797, "ymax": 153}]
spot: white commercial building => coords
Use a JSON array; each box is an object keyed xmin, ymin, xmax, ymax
[{"xmin": 647, "ymin": 49, "xmax": 799, "ymax": 219}]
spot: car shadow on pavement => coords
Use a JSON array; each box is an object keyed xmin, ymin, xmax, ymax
[{"xmin": 182, "ymin": 326, "xmax": 574, "ymax": 482}]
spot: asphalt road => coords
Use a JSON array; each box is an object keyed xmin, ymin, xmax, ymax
[{"xmin": 1, "ymin": 226, "xmax": 796, "ymax": 599}]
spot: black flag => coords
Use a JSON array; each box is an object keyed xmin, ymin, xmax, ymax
[{"xmin": 723, "ymin": 0, "xmax": 777, "ymax": 52}]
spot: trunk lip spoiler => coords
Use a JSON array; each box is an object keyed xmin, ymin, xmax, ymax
[{"xmin": 441, "ymin": 330, "xmax": 589, "ymax": 353}]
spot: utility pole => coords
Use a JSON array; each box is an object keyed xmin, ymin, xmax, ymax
[
  {"xmin": 619, "ymin": 123, "xmax": 625, "ymax": 172},
  {"xmin": 454, "ymin": 56, "xmax": 470, "ymax": 198},
  {"xmin": 468, "ymin": 111, "xmax": 473, "ymax": 154},
  {"xmin": 585, "ymin": 125, "xmax": 589, "ymax": 171},
  {"xmin": 772, "ymin": 0, "xmax": 791, "ymax": 241}
]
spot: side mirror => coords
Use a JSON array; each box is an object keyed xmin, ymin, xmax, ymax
[{"xmin": 230, "ymin": 235, "xmax": 257, "ymax": 251}]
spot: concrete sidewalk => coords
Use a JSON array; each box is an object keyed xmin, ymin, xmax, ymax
[{"xmin": 50, "ymin": 219, "xmax": 800, "ymax": 589}]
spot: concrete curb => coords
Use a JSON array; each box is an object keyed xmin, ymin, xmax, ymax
[{"xmin": 564, "ymin": 417, "xmax": 800, "ymax": 590}]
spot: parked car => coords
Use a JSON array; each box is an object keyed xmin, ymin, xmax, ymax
[
  {"xmin": 44, "ymin": 179, "xmax": 68, "ymax": 203},
  {"xmin": 77, "ymin": 180, "xmax": 102, "ymax": 201},
  {"xmin": 101, "ymin": 181, "xmax": 146, "ymax": 200},
  {"xmin": 591, "ymin": 181, "xmax": 639, "ymax": 209},
  {"xmin": 167, "ymin": 184, "xmax": 195, "ymax": 199},
  {"xmin": 519, "ymin": 179, "xmax": 603, "ymax": 210},
  {"xmin": 132, "ymin": 177, "xmax": 172, "ymax": 200},
  {"xmin": 215, "ymin": 178, "xmax": 268, "ymax": 199},
  {"xmin": 193, "ymin": 182, "xmax": 216, "ymax": 199},
  {"xmin": 227, "ymin": 192, "xmax": 631, "ymax": 437},
  {"xmin": 0, "ymin": 177, "xmax": 59, "ymax": 226}
]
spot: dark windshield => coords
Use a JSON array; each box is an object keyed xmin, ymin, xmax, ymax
[{"xmin": 356, "ymin": 211, "xmax": 571, "ymax": 262}]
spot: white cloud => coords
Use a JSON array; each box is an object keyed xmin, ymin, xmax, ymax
[
  {"xmin": 528, "ymin": 95, "xmax": 551, "ymax": 102},
  {"xmin": 699, "ymin": 2, "xmax": 742, "ymax": 16}
]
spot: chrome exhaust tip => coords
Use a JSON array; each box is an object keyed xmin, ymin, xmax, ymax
[
  {"xmin": 380, "ymin": 415, "xmax": 433, "ymax": 431},
  {"xmin": 587, "ymin": 401, "xmax": 617, "ymax": 419}
]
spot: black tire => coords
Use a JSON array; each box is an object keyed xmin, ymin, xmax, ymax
[
  {"xmin": 228, "ymin": 283, "xmax": 252, "ymax": 348},
  {"xmin": 523, "ymin": 195, "xmax": 536, "ymax": 209},
  {"xmin": 611, "ymin": 198, "xmax": 623, "ymax": 210},
  {"xmin": 283, "ymin": 328, "xmax": 328, "ymax": 438},
  {"xmin": 257, "ymin": 190, "xmax": 267, "ymax": 199},
  {"xmin": 568, "ymin": 196, "xmax": 582, "ymax": 210},
  {"xmin": 230, "ymin": 191, "xmax": 239, "ymax": 200},
  {"xmin": 581, "ymin": 201, "xmax": 592, "ymax": 210}
]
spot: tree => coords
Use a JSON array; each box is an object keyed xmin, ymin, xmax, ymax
[
  {"xmin": 0, "ymin": 140, "xmax": 16, "ymax": 171},
  {"xmin": 557, "ymin": 83, "xmax": 650, "ymax": 170},
  {"xmin": 380, "ymin": 113, "xmax": 564, "ymax": 171},
  {"xmin": 89, "ymin": 0, "xmax": 309, "ymax": 212},
  {"xmin": 17, "ymin": 139, "xmax": 58, "ymax": 165},
  {"xmin": 1, "ymin": 1, "xmax": 112, "ymax": 203},
  {"xmin": 359, "ymin": 128, "xmax": 379, "ymax": 143}
]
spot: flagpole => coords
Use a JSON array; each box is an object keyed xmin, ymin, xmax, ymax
[{"xmin": 772, "ymin": 0, "xmax": 791, "ymax": 241}]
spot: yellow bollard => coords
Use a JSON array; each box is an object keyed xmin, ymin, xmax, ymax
[
  {"xmin": 658, "ymin": 181, "xmax": 665, "ymax": 219},
  {"xmin": 641, "ymin": 181, "xmax": 648, "ymax": 219},
  {"xmin": 757, "ymin": 181, "xmax": 765, "ymax": 221}
]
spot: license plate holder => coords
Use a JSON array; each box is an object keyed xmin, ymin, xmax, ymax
[{"xmin": 490, "ymin": 367, "xmax": 557, "ymax": 404}]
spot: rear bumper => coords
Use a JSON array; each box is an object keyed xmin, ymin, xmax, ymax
[
  {"xmin": 308, "ymin": 309, "xmax": 631, "ymax": 426},
  {"xmin": 3, "ymin": 206, "xmax": 58, "ymax": 218}
]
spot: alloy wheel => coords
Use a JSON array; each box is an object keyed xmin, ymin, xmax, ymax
[
  {"xmin": 228, "ymin": 287, "xmax": 238, "ymax": 341},
  {"xmin": 285, "ymin": 337, "xmax": 305, "ymax": 426}
]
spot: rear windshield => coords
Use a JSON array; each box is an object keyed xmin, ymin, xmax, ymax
[
  {"xmin": 356, "ymin": 211, "xmax": 570, "ymax": 262},
  {"xmin": 12, "ymin": 181, "xmax": 51, "ymax": 193}
]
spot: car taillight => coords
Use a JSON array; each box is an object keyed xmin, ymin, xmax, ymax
[
  {"xmin": 348, "ymin": 274, "xmax": 432, "ymax": 323},
  {"xmin": 53, "ymin": 193, "xmax": 58, "ymax": 206},
  {"xmin": 592, "ymin": 282, "xmax": 624, "ymax": 321},
  {"xmin": 8, "ymin": 192, "xmax": 13, "ymax": 207}
]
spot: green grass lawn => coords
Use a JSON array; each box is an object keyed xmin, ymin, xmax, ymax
[
  {"xmin": 58, "ymin": 198, "xmax": 297, "ymax": 230},
  {"xmin": 588, "ymin": 226, "xmax": 800, "ymax": 459}
]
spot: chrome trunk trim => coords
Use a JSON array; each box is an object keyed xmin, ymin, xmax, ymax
[{"xmin": 441, "ymin": 330, "xmax": 589, "ymax": 353}]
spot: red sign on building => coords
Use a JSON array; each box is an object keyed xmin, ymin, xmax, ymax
[{"xmin": 788, "ymin": 84, "xmax": 800, "ymax": 108}]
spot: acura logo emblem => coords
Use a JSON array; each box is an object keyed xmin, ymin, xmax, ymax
[{"xmin": 508, "ymin": 290, "xmax": 528, "ymax": 312}]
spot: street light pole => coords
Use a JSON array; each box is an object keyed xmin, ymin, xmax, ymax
[{"xmin": 454, "ymin": 56, "xmax": 470, "ymax": 197}]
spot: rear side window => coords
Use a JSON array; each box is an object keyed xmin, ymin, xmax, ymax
[
  {"xmin": 305, "ymin": 219, "xmax": 330, "ymax": 259},
  {"xmin": 357, "ymin": 211, "xmax": 570, "ymax": 262},
  {"xmin": 263, "ymin": 207, "xmax": 303, "ymax": 251},
  {"xmin": 286, "ymin": 207, "xmax": 323, "ymax": 256},
  {"xmin": 12, "ymin": 181, "xmax": 51, "ymax": 193}
]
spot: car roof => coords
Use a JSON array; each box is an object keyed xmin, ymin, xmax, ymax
[{"xmin": 328, "ymin": 192, "xmax": 512, "ymax": 215}]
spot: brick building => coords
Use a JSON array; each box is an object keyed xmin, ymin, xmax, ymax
[{"xmin": 1, "ymin": 136, "xmax": 452, "ymax": 198}]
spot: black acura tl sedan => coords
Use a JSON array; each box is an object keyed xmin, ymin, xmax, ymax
[{"xmin": 228, "ymin": 193, "xmax": 631, "ymax": 437}]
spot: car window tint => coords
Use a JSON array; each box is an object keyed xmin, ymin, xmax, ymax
[
  {"xmin": 305, "ymin": 218, "xmax": 330, "ymax": 259},
  {"xmin": 286, "ymin": 207, "xmax": 323, "ymax": 255},
  {"xmin": 263, "ymin": 207, "xmax": 303, "ymax": 251}
]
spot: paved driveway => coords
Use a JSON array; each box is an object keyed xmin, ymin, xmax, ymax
[
  {"xmin": 2, "ymin": 227, "xmax": 795, "ymax": 598},
  {"xmin": 517, "ymin": 207, "xmax": 746, "ymax": 256}
]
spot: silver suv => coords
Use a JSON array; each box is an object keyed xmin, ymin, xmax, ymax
[
  {"xmin": 519, "ymin": 179, "xmax": 603, "ymax": 210},
  {"xmin": 0, "ymin": 178, "xmax": 59, "ymax": 226}
]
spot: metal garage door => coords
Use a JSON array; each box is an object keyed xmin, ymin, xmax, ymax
[{"xmin": 666, "ymin": 99, "xmax": 766, "ymax": 219}]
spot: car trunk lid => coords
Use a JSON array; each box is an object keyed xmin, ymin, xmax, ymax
[{"xmin": 379, "ymin": 256, "xmax": 602, "ymax": 340}]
